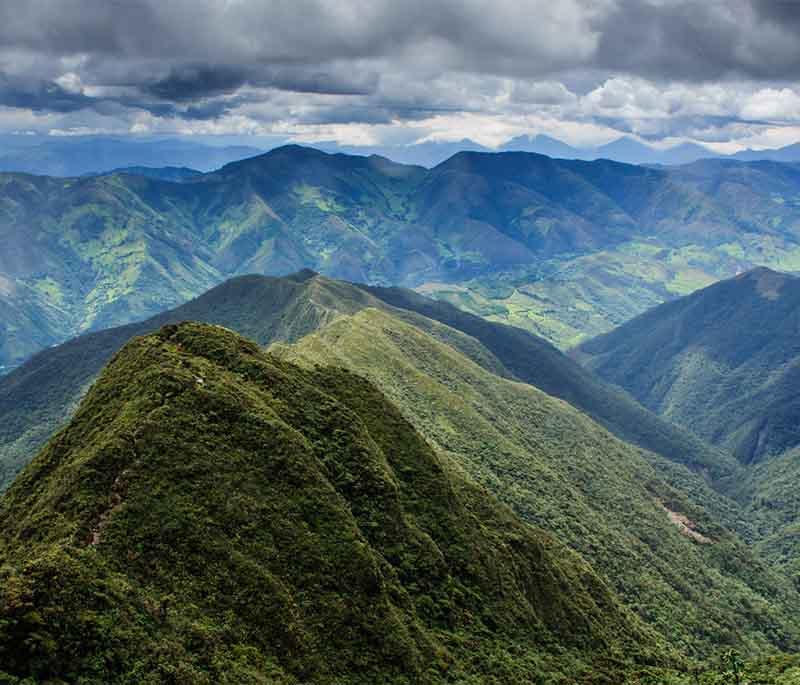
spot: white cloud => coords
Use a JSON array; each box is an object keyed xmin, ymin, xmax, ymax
[{"xmin": 740, "ymin": 88, "xmax": 800, "ymax": 122}]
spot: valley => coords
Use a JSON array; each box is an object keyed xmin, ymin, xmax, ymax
[{"xmin": 575, "ymin": 268, "xmax": 800, "ymax": 592}]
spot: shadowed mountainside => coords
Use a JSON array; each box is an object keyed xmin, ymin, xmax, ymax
[{"xmin": 575, "ymin": 267, "xmax": 800, "ymax": 464}]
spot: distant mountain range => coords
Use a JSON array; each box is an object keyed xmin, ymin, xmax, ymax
[
  {"xmin": 0, "ymin": 135, "xmax": 263, "ymax": 176},
  {"xmin": 1, "ymin": 132, "xmax": 800, "ymax": 177},
  {"xmin": 730, "ymin": 143, "xmax": 800, "ymax": 163},
  {"xmin": 315, "ymin": 134, "xmax": 800, "ymax": 168},
  {"xmin": 500, "ymin": 134, "xmax": 719, "ymax": 166},
  {"xmin": 2, "ymin": 145, "xmax": 800, "ymax": 372}
]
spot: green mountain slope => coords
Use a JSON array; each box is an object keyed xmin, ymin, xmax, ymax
[
  {"xmin": 574, "ymin": 267, "xmax": 800, "ymax": 597},
  {"xmin": 1, "ymin": 273, "xmax": 798, "ymax": 660},
  {"xmin": 574, "ymin": 267, "xmax": 800, "ymax": 464},
  {"xmin": 0, "ymin": 322, "xmax": 662, "ymax": 684},
  {"xmin": 0, "ymin": 273, "xmax": 734, "ymax": 495},
  {"xmin": 274, "ymin": 307, "xmax": 800, "ymax": 657},
  {"xmin": 0, "ymin": 270, "xmax": 355, "ymax": 489},
  {"xmin": 0, "ymin": 149, "xmax": 426, "ymax": 370},
  {"xmin": 3, "ymin": 148, "xmax": 800, "ymax": 370},
  {"xmin": 367, "ymin": 156, "xmax": 800, "ymax": 347},
  {"xmin": 743, "ymin": 446, "xmax": 800, "ymax": 583},
  {"xmin": 364, "ymin": 285, "xmax": 738, "ymax": 482}
]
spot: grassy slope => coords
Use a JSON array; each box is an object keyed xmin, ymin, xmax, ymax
[
  {"xmin": 429, "ymin": 234, "xmax": 800, "ymax": 349},
  {"xmin": 0, "ymin": 149, "xmax": 426, "ymax": 369},
  {"xmin": 413, "ymin": 157, "xmax": 800, "ymax": 348},
  {"xmin": 0, "ymin": 322, "xmax": 662, "ymax": 685},
  {"xmin": 0, "ymin": 172, "xmax": 224, "ymax": 368},
  {"xmin": 574, "ymin": 268, "xmax": 800, "ymax": 464},
  {"xmin": 274, "ymin": 307, "xmax": 800, "ymax": 658}
]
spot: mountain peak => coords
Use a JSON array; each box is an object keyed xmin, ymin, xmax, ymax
[
  {"xmin": 214, "ymin": 143, "xmax": 330, "ymax": 172},
  {"xmin": 594, "ymin": 136, "xmax": 655, "ymax": 160},
  {"xmin": 736, "ymin": 265, "xmax": 791, "ymax": 279},
  {"xmin": 0, "ymin": 320, "xmax": 655, "ymax": 683},
  {"xmin": 734, "ymin": 265, "xmax": 796, "ymax": 302},
  {"xmin": 434, "ymin": 147, "xmax": 548, "ymax": 171},
  {"xmin": 285, "ymin": 267, "xmax": 319, "ymax": 282},
  {"xmin": 268, "ymin": 143, "xmax": 328, "ymax": 156}
]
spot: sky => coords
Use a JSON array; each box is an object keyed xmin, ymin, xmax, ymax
[{"xmin": 1, "ymin": 0, "xmax": 799, "ymax": 151}]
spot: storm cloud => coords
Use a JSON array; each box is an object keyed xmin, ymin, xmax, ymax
[{"xmin": 0, "ymin": 0, "xmax": 798, "ymax": 147}]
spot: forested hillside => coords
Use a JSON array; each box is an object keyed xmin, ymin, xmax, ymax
[
  {"xmin": 1, "ymin": 322, "xmax": 663, "ymax": 684},
  {"xmin": 3, "ymin": 147, "xmax": 800, "ymax": 371},
  {"xmin": 2, "ymin": 273, "xmax": 796, "ymax": 660},
  {"xmin": 575, "ymin": 268, "xmax": 800, "ymax": 463}
]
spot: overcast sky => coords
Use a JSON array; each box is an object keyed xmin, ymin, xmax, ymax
[{"xmin": 1, "ymin": 0, "xmax": 799, "ymax": 150}]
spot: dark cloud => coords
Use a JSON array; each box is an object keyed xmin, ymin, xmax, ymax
[
  {"xmin": 0, "ymin": 1, "xmax": 162, "ymax": 56},
  {"xmin": 258, "ymin": 67, "xmax": 378, "ymax": 97},
  {"xmin": 0, "ymin": 0, "xmax": 798, "ymax": 143},
  {"xmin": 145, "ymin": 66, "xmax": 248, "ymax": 101},
  {"xmin": 0, "ymin": 74, "xmax": 94, "ymax": 112},
  {"xmin": 595, "ymin": 0, "xmax": 800, "ymax": 81},
  {"xmin": 145, "ymin": 64, "xmax": 375, "ymax": 102},
  {"xmin": 293, "ymin": 106, "xmax": 398, "ymax": 126},
  {"xmin": 751, "ymin": 0, "xmax": 800, "ymax": 29}
]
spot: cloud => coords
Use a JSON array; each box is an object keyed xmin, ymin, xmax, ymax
[
  {"xmin": 0, "ymin": 73, "xmax": 95, "ymax": 112},
  {"xmin": 0, "ymin": 0, "xmax": 797, "ymax": 148},
  {"xmin": 594, "ymin": 0, "xmax": 800, "ymax": 82},
  {"xmin": 740, "ymin": 87, "xmax": 800, "ymax": 121},
  {"xmin": 511, "ymin": 81, "xmax": 577, "ymax": 105}
]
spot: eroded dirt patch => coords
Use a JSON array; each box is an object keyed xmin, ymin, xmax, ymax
[{"xmin": 658, "ymin": 501, "xmax": 713, "ymax": 544}]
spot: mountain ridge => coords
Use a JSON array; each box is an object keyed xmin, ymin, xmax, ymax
[
  {"xmin": 0, "ymin": 135, "xmax": 264, "ymax": 176},
  {"xmin": 4, "ymin": 271, "xmax": 798, "ymax": 658},
  {"xmin": 574, "ymin": 266, "xmax": 800, "ymax": 463},
  {"xmin": 0, "ymin": 272, "xmax": 735, "ymax": 492},
  {"xmin": 3, "ymin": 274, "xmax": 799, "ymax": 659},
  {"xmin": 273, "ymin": 304, "xmax": 800, "ymax": 656},
  {"xmin": 3, "ymin": 145, "xmax": 800, "ymax": 371},
  {"xmin": 4, "ymin": 132, "xmax": 800, "ymax": 177},
  {"xmin": 1, "ymin": 321, "xmax": 660, "ymax": 683}
]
